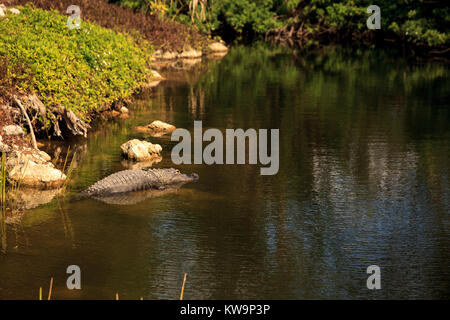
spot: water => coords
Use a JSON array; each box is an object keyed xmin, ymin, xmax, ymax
[{"xmin": 0, "ymin": 44, "xmax": 449, "ymax": 299}]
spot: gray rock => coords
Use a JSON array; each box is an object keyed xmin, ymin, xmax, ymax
[
  {"xmin": 2, "ymin": 125, "xmax": 24, "ymax": 136},
  {"xmin": 7, "ymin": 148, "xmax": 51, "ymax": 166},
  {"xmin": 120, "ymin": 139, "xmax": 162, "ymax": 162},
  {"xmin": 6, "ymin": 148, "xmax": 65, "ymax": 188},
  {"xmin": 8, "ymin": 160, "xmax": 66, "ymax": 189}
]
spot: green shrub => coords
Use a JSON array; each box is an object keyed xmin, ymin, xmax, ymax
[
  {"xmin": 0, "ymin": 5, "xmax": 153, "ymax": 123},
  {"xmin": 109, "ymin": 0, "xmax": 449, "ymax": 48}
]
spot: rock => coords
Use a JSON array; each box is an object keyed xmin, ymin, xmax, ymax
[
  {"xmin": 8, "ymin": 161, "xmax": 66, "ymax": 189},
  {"xmin": 120, "ymin": 139, "xmax": 162, "ymax": 162},
  {"xmin": 153, "ymin": 50, "xmax": 163, "ymax": 59},
  {"xmin": 134, "ymin": 120, "xmax": 176, "ymax": 137},
  {"xmin": 0, "ymin": 144, "xmax": 10, "ymax": 153},
  {"xmin": 209, "ymin": 42, "xmax": 228, "ymax": 52},
  {"xmin": 179, "ymin": 46, "xmax": 203, "ymax": 59},
  {"xmin": 120, "ymin": 107, "xmax": 129, "ymax": 114},
  {"xmin": 8, "ymin": 8, "xmax": 20, "ymax": 15},
  {"xmin": 6, "ymin": 148, "xmax": 65, "ymax": 188},
  {"xmin": 0, "ymin": 135, "xmax": 10, "ymax": 153},
  {"xmin": 2, "ymin": 125, "xmax": 25, "ymax": 136},
  {"xmin": 0, "ymin": 6, "xmax": 5, "ymax": 18},
  {"xmin": 7, "ymin": 148, "xmax": 52, "ymax": 166},
  {"xmin": 151, "ymin": 70, "xmax": 165, "ymax": 80},
  {"xmin": 162, "ymin": 51, "xmax": 178, "ymax": 60},
  {"xmin": 143, "ymin": 80, "xmax": 162, "ymax": 89},
  {"xmin": 148, "ymin": 120, "xmax": 176, "ymax": 136}
]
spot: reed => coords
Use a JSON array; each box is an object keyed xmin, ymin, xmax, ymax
[
  {"xmin": 12, "ymin": 160, "xmax": 29, "ymax": 202},
  {"xmin": 1, "ymin": 152, "xmax": 6, "ymax": 208},
  {"xmin": 61, "ymin": 146, "xmax": 71, "ymax": 174},
  {"xmin": 61, "ymin": 151, "xmax": 77, "ymax": 194},
  {"xmin": 48, "ymin": 277, "xmax": 53, "ymax": 300},
  {"xmin": 180, "ymin": 273, "xmax": 187, "ymax": 300}
]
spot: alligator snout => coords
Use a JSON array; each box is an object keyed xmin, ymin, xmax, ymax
[{"xmin": 188, "ymin": 173, "xmax": 199, "ymax": 181}]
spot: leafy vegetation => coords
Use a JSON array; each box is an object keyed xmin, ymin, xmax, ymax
[
  {"xmin": 0, "ymin": 5, "xmax": 153, "ymax": 126},
  {"xmin": 6, "ymin": 0, "xmax": 209, "ymax": 50},
  {"xmin": 109, "ymin": 0, "xmax": 449, "ymax": 49}
]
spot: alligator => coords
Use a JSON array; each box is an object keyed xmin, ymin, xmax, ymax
[{"xmin": 81, "ymin": 168, "xmax": 199, "ymax": 202}]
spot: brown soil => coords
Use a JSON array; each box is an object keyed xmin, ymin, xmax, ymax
[{"xmin": 5, "ymin": 0, "xmax": 210, "ymax": 51}]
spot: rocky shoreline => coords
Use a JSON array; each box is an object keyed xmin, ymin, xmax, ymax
[{"xmin": 0, "ymin": 6, "xmax": 228, "ymax": 194}]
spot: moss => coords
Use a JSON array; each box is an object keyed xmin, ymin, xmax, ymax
[{"xmin": 0, "ymin": 5, "xmax": 153, "ymax": 124}]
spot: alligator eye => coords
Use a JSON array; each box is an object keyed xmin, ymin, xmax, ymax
[{"xmin": 175, "ymin": 169, "xmax": 180, "ymax": 174}]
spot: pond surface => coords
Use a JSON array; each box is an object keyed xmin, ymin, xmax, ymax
[{"xmin": 1, "ymin": 44, "xmax": 449, "ymax": 299}]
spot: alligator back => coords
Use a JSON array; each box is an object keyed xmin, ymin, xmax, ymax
[{"xmin": 81, "ymin": 170, "xmax": 162, "ymax": 196}]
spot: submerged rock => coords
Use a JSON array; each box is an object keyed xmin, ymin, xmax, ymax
[
  {"xmin": 13, "ymin": 188, "xmax": 59, "ymax": 210},
  {"xmin": 120, "ymin": 139, "xmax": 162, "ymax": 161},
  {"xmin": 2, "ymin": 125, "xmax": 24, "ymax": 136},
  {"xmin": 135, "ymin": 120, "xmax": 176, "ymax": 137},
  {"xmin": 121, "ymin": 156, "xmax": 162, "ymax": 170}
]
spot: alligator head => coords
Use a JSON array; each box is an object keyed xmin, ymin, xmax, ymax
[{"xmin": 151, "ymin": 168, "xmax": 199, "ymax": 186}]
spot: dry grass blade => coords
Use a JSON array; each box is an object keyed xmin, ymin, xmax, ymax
[
  {"xmin": 48, "ymin": 277, "xmax": 53, "ymax": 300},
  {"xmin": 180, "ymin": 273, "xmax": 187, "ymax": 300}
]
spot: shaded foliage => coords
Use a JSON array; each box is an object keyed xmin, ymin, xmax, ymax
[{"xmin": 109, "ymin": 0, "xmax": 449, "ymax": 49}]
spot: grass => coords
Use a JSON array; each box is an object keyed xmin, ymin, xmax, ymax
[
  {"xmin": 61, "ymin": 151, "xmax": 77, "ymax": 194},
  {"xmin": 0, "ymin": 5, "xmax": 154, "ymax": 127}
]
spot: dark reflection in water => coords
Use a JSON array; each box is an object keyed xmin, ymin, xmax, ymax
[{"xmin": 0, "ymin": 44, "xmax": 449, "ymax": 299}]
